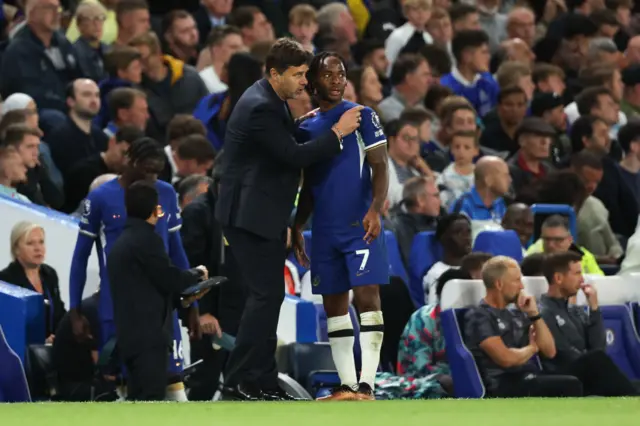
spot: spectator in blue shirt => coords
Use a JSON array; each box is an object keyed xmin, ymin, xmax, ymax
[
  {"xmin": 450, "ymin": 156, "xmax": 510, "ymax": 222},
  {"xmin": 440, "ymin": 29, "xmax": 499, "ymax": 118}
]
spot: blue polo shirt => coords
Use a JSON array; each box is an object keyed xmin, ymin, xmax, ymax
[{"xmin": 449, "ymin": 187, "xmax": 507, "ymax": 221}]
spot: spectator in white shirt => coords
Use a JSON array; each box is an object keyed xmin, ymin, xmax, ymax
[
  {"xmin": 199, "ymin": 25, "xmax": 246, "ymax": 94},
  {"xmin": 437, "ymin": 130, "xmax": 477, "ymax": 209},
  {"xmin": 385, "ymin": 0, "xmax": 434, "ymax": 70}
]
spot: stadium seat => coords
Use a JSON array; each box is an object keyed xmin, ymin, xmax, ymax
[
  {"xmin": 25, "ymin": 344, "xmax": 56, "ymax": 400},
  {"xmin": 384, "ymin": 230, "xmax": 409, "ymax": 284},
  {"xmin": 408, "ymin": 231, "xmax": 442, "ymax": 308},
  {"xmin": 576, "ymin": 277, "xmax": 640, "ymax": 380},
  {"xmin": 522, "ymin": 276, "xmax": 549, "ymax": 300},
  {"xmin": 473, "ymin": 230, "xmax": 524, "ymax": 262},
  {"xmin": 439, "ymin": 279, "xmax": 487, "ymax": 398},
  {"xmin": 0, "ymin": 282, "xmax": 45, "ymax": 364},
  {"xmin": 0, "ymin": 325, "xmax": 31, "ymax": 402},
  {"xmin": 276, "ymin": 342, "xmax": 339, "ymax": 395},
  {"xmin": 530, "ymin": 203, "xmax": 577, "ymax": 239}
]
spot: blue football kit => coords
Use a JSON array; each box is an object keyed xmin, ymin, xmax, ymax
[
  {"xmin": 298, "ymin": 101, "xmax": 390, "ymax": 294},
  {"xmin": 69, "ymin": 178, "xmax": 188, "ymax": 375}
]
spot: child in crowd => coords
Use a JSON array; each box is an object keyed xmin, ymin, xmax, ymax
[
  {"xmin": 288, "ymin": 4, "xmax": 318, "ymax": 53},
  {"xmin": 436, "ymin": 130, "xmax": 478, "ymax": 209}
]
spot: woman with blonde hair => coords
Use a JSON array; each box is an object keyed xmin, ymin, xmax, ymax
[{"xmin": 0, "ymin": 221, "xmax": 65, "ymax": 343}]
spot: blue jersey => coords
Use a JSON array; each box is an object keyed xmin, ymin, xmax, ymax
[
  {"xmin": 69, "ymin": 178, "xmax": 189, "ymax": 320},
  {"xmin": 298, "ymin": 101, "xmax": 386, "ymax": 231},
  {"xmin": 440, "ymin": 71, "xmax": 499, "ymax": 118}
]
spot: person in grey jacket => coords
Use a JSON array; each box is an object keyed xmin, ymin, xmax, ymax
[{"xmin": 539, "ymin": 251, "xmax": 637, "ymax": 396}]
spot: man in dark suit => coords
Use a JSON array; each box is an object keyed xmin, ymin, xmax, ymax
[
  {"xmin": 215, "ymin": 38, "xmax": 363, "ymax": 401},
  {"xmin": 107, "ymin": 181, "xmax": 208, "ymax": 401}
]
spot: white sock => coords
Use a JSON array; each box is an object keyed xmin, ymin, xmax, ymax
[
  {"xmin": 165, "ymin": 383, "xmax": 188, "ymax": 402},
  {"xmin": 359, "ymin": 311, "xmax": 384, "ymax": 389},
  {"xmin": 327, "ymin": 314, "xmax": 358, "ymax": 388}
]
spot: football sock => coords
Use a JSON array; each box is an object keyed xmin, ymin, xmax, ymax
[
  {"xmin": 327, "ymin": 314, "xmax": 358, "ymax": 388},
  {"xmin": 165, "ymin": 382, "xmax": 188, "ymax": 402},
  {"xmin": 359, "ymin": 311, "xmax": 384, "ymax": 389}
]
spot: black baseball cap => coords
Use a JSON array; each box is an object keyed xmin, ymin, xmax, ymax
[{"xmin": 530, "ymin": 92, "xmax": 564, "ymax": 117}]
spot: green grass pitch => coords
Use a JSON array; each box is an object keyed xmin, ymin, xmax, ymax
[{"xmin": 1, "ymin": 398, "xmax": 639, "ymax": 426}]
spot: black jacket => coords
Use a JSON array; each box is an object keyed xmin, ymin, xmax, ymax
[
  {"xmin": 106, "ymin": 218, "xmax": 202, "ymax": 357},
  {"xmin": 180, "ymin": 186, "xmax": 224, "ymax": 316},
  {"xmin": 73, "ymin": 37, "xmax": 108, "ymax": 83},
  {"xmin": 388, "ymin": 211, "xmax": 438, "ymax": 267},
  {"xmin": 215, "ymin": 78, "xmax": 341, "ymax": 240},
  {"xmin": 0, "ymin": 261, "xmax": 66, "ymax": 337},
  {"xmin": 16, "ymin": 163, "xmax": 65, "ymax": 209}
]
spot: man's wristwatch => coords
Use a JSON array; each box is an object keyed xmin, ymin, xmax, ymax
[{"xmin": 529, "ymin": 314, "xmax": 542, "ymax": 322}]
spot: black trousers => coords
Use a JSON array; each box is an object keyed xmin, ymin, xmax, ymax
[
  {"xmin": 123, "ymin": 348, "xmax": 169, "ymax": 401},
  {"xmin": 222, "ymin": 226, "xmax": 285, "ymax": 390},
  {"xmin": 561, "ymin": 350, "xmax": 638, "ymax": 396},
  {"xmin": 492, "ymin": 373, "xmax": 583, "ymax": 398}
]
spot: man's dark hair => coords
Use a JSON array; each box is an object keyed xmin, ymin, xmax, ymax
[
  {"xmin": 108, "ymin": 88, "xmax": 146, "ymax": 122},
  {"xmin": 532, "ymin": 63, "xmax": 566, "ymax": 84},
  {"xmin": 116, "ymin": 0, "xmax": 148, "ymax": 20},
  {"xmin": 1, "ymin": 124, "xmax": 42, "ymax": 148},
  {"xmin": 127, "ymin": 136, "xmax": 164, "ymax": 164},
  {"xmin": 390, "ymin": 53, "xmax": 425, "ymax": 86},
  {"xmin": 605, "ymin": 0, "xmax": 633, "ymax": 9},
  {"xmin": 0, "ymin": 110, "xmax": 28, "ymax": 138},
  {"xmin": 206, "ymin": 24, "xmax": 242, "ymax": 47},
  {"xmin": 570, "ymin": 115, "xmax": 606, "ymax": 154},
  {"xmin": 449, "ymin": 4, "xmax": 478, "ymax": 23},
  {"xmin": 435, "ymin": 213, "xmax": 470, "ymax": 241},
  {"xmin": 399, "ymin": 107, "xmax": 434, "ymax": 126},
  {"xmin": 570, "ymin": 149, "xmax": 603, "ymax": 171},
  {"xmin": 424, "ymin": 84, "xmax": 454, "ymax": 111},
  {"xmin": 579, "ymin": 64, "xmax": 617, "ymax": 88},
  {"xmin": 576, "ymin": 86, "xmax": 614, "ymax": 116},
  {"xmin": 175, "ymin": 135, "xmax": 216, "ymax": 163},
  {"xmin": 161, "ymin": 10, "xmax": 192, "ymax": 36},
  {"xmin": 265, "ymin": 38, "xmax": 313, "ymax": 75},
  {"xmin": 166, "ymin": 114, "xmax": 207, "ymax": 146},
  {"xmin": 435, "ymin": 268, "xmax": 472, "ymax": 301},
  {"xmin": 542, "ymin": 251, "xmax": 583, "ymax": 285},
  {"xmin": 536, "ymin": 172, "xmax": 587, "ymax": 206},
  {"xmin": 521, "ymin": 253, "xmax": 547, "ymax": 276},
  {"xmin": 617, "ymin": 120, "xmax": 640, "ymax": 153},
  {"xmin": 461, "ymin": 252, "xmax": 493, "ymax": 274},
  {"xmin": 306, "ymin": 51, "xmax": 346, "ymax": 96},
  {"xmin": 420, "ymin": 44, "xmax": 452, "ymax": 77},
  {"xmin": 228, "ymin": 6, "xmax": 261, "ymax": 29},
  {"xmin": 589, "ymin": 8, "xmax": 619, "ymax": 28},
  {"xmin": 178, "ymin": 175, "xmax": 213, "ymax": 205},
  {"xmin": 451, "ymin": 30, "xmax": 489, "ymax": 64},
  {"xmin": 125, "ymin": 181, "xmax": 158, "ymax": 220},
  {"xmin": 498, "ymin": 86, "xmax": 527, "ymax": 104},
  {"xmin": 115, "ymin": 125, "xmax": 145, "ymax": 145},
  {"xmin": 104, "ymin": 46, "xmax": 142, "ymax": 76},
  {"xmin": 353, "ymin": 39, "xmax": 384, "ymax": 65}
]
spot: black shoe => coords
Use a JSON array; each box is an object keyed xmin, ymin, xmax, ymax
[
  {"xmin": 261, "ymin": 387, "xmax": 302, "ymax": 401},
  {"xmin": 356, "ymin": 383, "xmax": 375, "ymax": 400},
  {"xmin": 219, "ymin": 384, "xmax": 264, "ymax": 401}
]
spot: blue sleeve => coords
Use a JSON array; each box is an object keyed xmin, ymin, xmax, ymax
[
  {"xmin": 359, "ymin": 107, "xmax": 387, "ymax": 150},
  {"xmin": 69, "ymin": 193, "xmax": 100, "ymax": 309},
  {"xmin": 167, "ymin": 187, "xmax": 190, "ymax": 270}
]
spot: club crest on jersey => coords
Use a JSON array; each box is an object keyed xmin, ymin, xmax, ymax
[
  {"xmin": 371, "ymin": 111, "xmax": 382, "ymax": 129},
  {"xmin": 157, "ymin": 205, "xmax": 165, "ymax": 218},
  {"xmin": 82, "ymin": 199, "xmax": 91, "ymax": 217}
]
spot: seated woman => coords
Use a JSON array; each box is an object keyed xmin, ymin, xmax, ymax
[
  {"xmin": 0, "ymin": 221, "xmax": 66, "ymax": 343},
  {"xmin": 375, "ymin": 268, "xmax": 473, "ymax": 399}
]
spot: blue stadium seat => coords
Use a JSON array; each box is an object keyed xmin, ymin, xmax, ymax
[
  {"xmin": 0, "ymin": 282, "xmax": 45, "ymax": 364},
  {"xmin": 384, "ymin": 230, "xmax": 409, "ymax": 284},
  {"xmin": 407, "ymin": 231, "xmax": 442, "ymax": 308},
  {"xmin": 0, "ymin": 325, "xmax": 31, "ymax": 402},
  {"xmin": 473, "ymin": 230, "xmax": 524, "ymax": 262},
  {"xmin": 600, "ymin": 305, "xmax": 640, "ymax": 380},
  {"xmin": 277, "ymin": 342, "xmax": 340, "ymax": 396},
  {"xmin": 531, "ymin": 203, "xmax": 577, "ymax": 239}
]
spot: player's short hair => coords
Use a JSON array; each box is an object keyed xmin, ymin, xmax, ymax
[
  {"xmin": 166, "ymin": 115, "xmax": 207, "ymax": 146},
  {"xmin": 125, "ymin": 181, "xmax": 158, "ymax": 220},
  {"xmin": 1, "ymin": 124, "xmax": 42, "ymax": 148},
  {"xmin": 126, "ymin": 136, "xmax": 164, "ymax": 164},
  {"xmin": 306, "ymin": 51, "xmax": 347, "ymax": 96},
  {"xmin": 104, "ymin": 46, "xmax": 142, "ymax": 76},
  {"xmin": 481, "ymin": 256, "xmax": 519, "ymax": 289},
  {"xmin": 461, "ymin": 252, "xmax": 493, "ymax": 274},
  {"xmin": 521, "ymin": 253, "xmax": 547, "ymax": 276},
  {"xmin": 265, "ymin": 38, "xmax": 313, "ymax": 75},
  {"xmin": 108, "ymin": 87, "xmax": 146, "ymax": 122},
  {"xmin": 542, "ymin": 251, "xmax": 583, "ymax": 285},
  {"xmin": 175, "ymin": 134, "xmax": 216, "ymax": 163}
]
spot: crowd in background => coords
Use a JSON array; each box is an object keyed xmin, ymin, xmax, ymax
[{"xmin": 1, "ymin": 0, "xmax": 640, "ymax": 401}]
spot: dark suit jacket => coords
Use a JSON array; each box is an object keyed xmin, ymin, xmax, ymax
[
  {"xmin": 215, "ymin": 78, "xmax": 341, "ymax": 240},
  {"xmin": 106, "ymin": 218, "xmax": 202, "ymax": 357},
  {"xmin": 0, "ymin": 261, "xmax": 66, "ymax": 337}
]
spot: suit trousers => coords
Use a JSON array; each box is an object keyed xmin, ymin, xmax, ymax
[
  {"xmin": 124, "ymin": 348, "xmax": 169, "ymax": 401},
  {"xmin": 222, "ymin": 226, "xmax": 286, "ymax": 390}
]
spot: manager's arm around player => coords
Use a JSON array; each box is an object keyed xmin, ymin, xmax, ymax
[
  {"xmin": 214, "ymin": 39, "xmax": 364, "ymax": 402},
  {"xmin": 106, "ymin": 181, "xmax": 208, "ymax": 401}
]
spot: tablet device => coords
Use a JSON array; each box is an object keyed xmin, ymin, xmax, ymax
[
  {"xmin": 212, "ymin": 333, "xmax": 236, "ymax": 351},
  {"xmin": 181, "ymin": 276, "xmax": 228, "ymax": 296}
]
